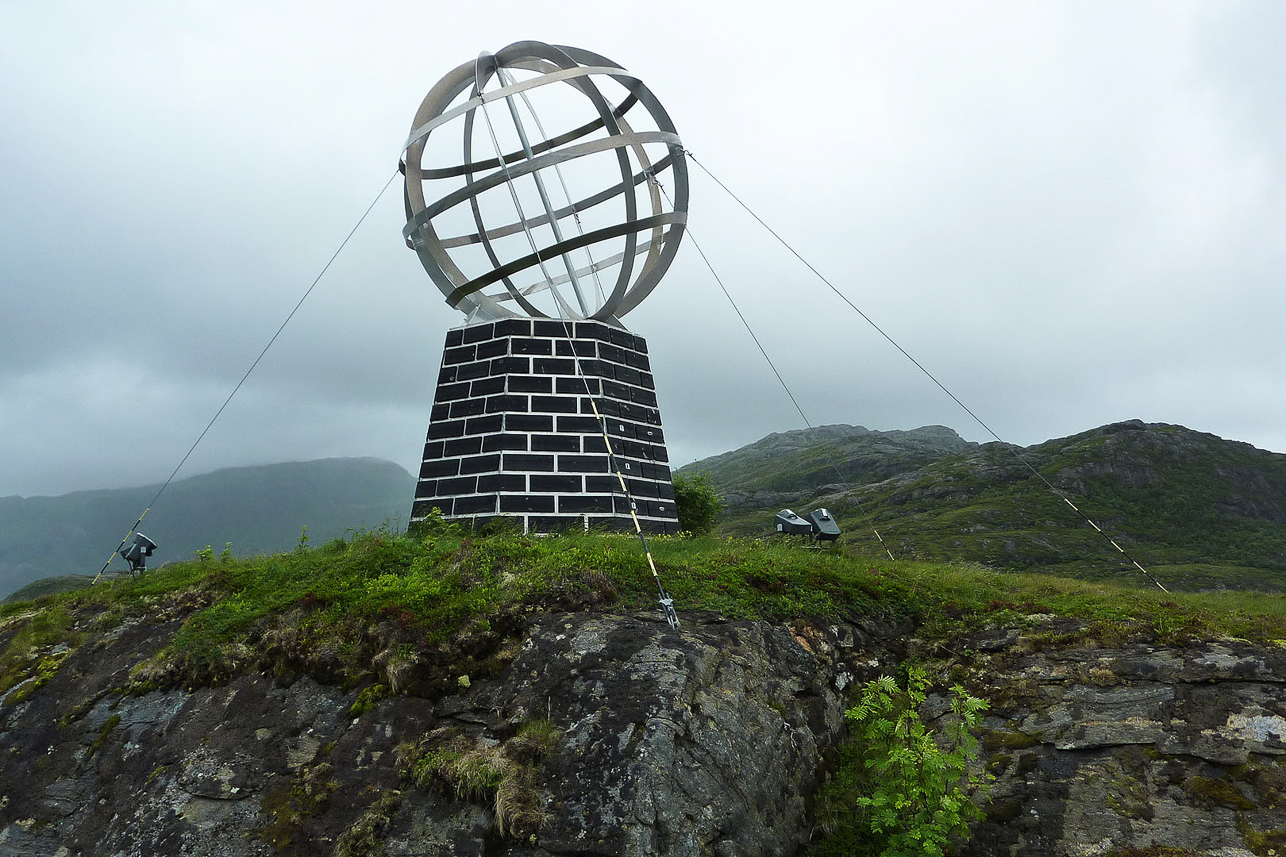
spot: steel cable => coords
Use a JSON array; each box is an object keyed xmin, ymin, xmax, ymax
[
  {"xmin": 685, "ymin": 151, "xmax": 1168, "ymax": 592},
  {"xmin": 654, "ymin": 180, "xmax": 895, "ymax": 560},
  {"xmin": 94, "ymin": 169, "xmax": 400, "ymax": 583},
  {"xmin": 477, "ymin": 92, "xmax": 680, "ymax": 626}
]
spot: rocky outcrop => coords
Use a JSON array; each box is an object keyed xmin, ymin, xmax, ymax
[
  {"xmin": 4, "ymin": 606, "xmax": 1286, "ymax": 856},
  {"xmin": 462, "ymin": 613, "xmax": 891, "ymax": 857},
  {"xmin": 952, "ymin": 616, "xmax": 1286, "ymax": 857},
  {"xmin": 0, "ymin": 610, "xmax": 897, "ymax": 857}
]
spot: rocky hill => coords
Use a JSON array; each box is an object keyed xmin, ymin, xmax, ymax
[
  {"xmin": 683, "ymin": 424, "xmax": 975, "ymax": 507},
  {"xmin": 0, "ymin": 458, "xmax": 415, "ymax": 600},
  {"xmin": 692, "ymin": 421, "xmax": 1286, "ymax": 592},
  {"xmin": 3, "ymin": 529, "xmax": 1286, "ymax": 856}
]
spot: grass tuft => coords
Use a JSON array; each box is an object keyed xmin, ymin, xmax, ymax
[{"xmin": 2, "ymin": 528, "xmax": 1286, "ymax": 700}]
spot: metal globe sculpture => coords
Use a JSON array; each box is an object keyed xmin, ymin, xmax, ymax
[
  {"xmin": 407, "ymin": 42, "xmax": 686, "ymax": 541},
  {"xmin": 402, "ymin": 40, "xmax": 688, "ymax": 323}
]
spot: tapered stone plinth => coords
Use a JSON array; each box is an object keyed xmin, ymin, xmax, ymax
[{"xmin": 410, "ymin": 319, "xmax": 679, "ymax": 534}]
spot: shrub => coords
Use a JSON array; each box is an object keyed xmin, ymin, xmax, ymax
[
  {"xmin": 673, "ymin": 472, "xmax": 723, "ymax": 534},
  {"xmin": 844, "ymin": 667, "xmax": 990, "ymax": 857}
]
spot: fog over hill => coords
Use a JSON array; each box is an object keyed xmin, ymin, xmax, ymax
[{"xmin": 0, "ymin": 458, "xmax": 414, "ymax": 599}]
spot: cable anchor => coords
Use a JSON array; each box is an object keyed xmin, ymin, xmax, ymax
[{"xmin": 659, "ymin": 590, "xmax": 680, "ymax": 629}]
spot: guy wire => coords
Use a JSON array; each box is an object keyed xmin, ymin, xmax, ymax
[
  {"xmin": 685, "ymin": 150, "xmax": 1168, "ymax": 593},
  {"xmin": 477, "ymin": 92, "xmax": 680, "ymax": 627},
  {"xmin": 654, "ymin": 179, "xmax": 895, "ymax": 561},
  {"xmin": 555, "ymin": 316, "xmax": 682, "ymax": 629},
  {"xmin": 94, "ymin": 169, "xmax": 400, "ymax": 583}
]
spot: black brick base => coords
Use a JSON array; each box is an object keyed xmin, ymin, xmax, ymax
[{"xmin": 410, "ymin": 319, "xmax": 680, "ymax": 534}]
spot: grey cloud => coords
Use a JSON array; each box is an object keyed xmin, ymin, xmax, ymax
[{"xmin": 2, "ymin": 1, "xmax": 1284, "ymax": 500}]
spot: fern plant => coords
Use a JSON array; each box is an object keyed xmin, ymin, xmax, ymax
[{"xmin": 845, "ymin": 667, "xmax": 990, "ymax": 857}]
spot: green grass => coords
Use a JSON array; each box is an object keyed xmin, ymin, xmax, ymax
[
  {"xmin": 0, "ymin": 602, "xmax": 79, "ymax": 700},
  {"xmin": 6, "ymin": 520, "xmax": 1286, "ymax": 856},
  {"xmin": 4, "ymin": 518, "xmax": 1286, "ymax": 697},
  {"xmin": 401, "ymin": 716, "xmax": 559, "ymax": 840},
  {"xmin": 711, "ymin": 422, "xmax": 1286, "ymax": 593}
]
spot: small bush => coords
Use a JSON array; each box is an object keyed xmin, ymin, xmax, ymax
[
  {"xmin": 335, "ymin": 790, "xmax": 403, "ymax": 857},
  {"xmin": 452, "ymin": 749, "xmax": 511, "ymax": 801},
  {"xmin": 843, "ymin": 667, "xmax": 990, "ymax": 857},
  {"xmin": 673, "ymin": 472, "xmax": 723, "ymax": 534},
  {"xmin": 348, "ymin": 683, "xmax": 387, "ymax": 718}
]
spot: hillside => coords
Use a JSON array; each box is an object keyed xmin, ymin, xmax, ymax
[
  {"xmin": 0, "ymin": 457, "xmax": 414, "ymax": 600},
  {"xmin": 692, "ymin": 420, "xmax": 1286, "ymax": 591},
  {"xmin": 684, "ymin": 424, "xmax": 975, "ymax": 503},
  {"xmin": 3, "ymin": 529, "xmax": 1286, "ymax": 856}
]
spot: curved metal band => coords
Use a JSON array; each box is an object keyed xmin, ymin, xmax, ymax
[
  {"xmin": 481, "ymin": 41, "xmax": 642, "ymax": 319},
  {"xmin": 402, "ymin": 64, "xmax": 635, "ymax": 153},
  {"xmin": 556, "ymin": 44, "xmax": 690, "ymax": 313},
  {"xmin": 403, "ymin": 130, "xmax": 678, "ymax": 241},
  {"xmin": 452, "ymin": 48, "xmax": 624, "ymax": 317},
  {"xmin": 497, "ymin": 239, "xmax": 657, "ymax": 298},
  {"xmin": 402, "ymin": 40, "xmax": 689, "ymax": 321},
  {"xmin": 439, "ymin": 153, "xmax": 675, "ymax": 249},
  {"xmin": 445, "ymin": 211, "xmax": 685, "ymax": 308},
  {"xmin": 418, "ymin": 93, "xmax": 641, "ymax": 181}
]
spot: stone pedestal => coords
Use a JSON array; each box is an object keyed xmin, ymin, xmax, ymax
[{"xmin": 410, "ymin": 319, "xmax": 679, "ymax": 534}]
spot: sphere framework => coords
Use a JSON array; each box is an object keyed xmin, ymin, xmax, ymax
[{"xmin": 402, "ymin": 41, "xmax": 688, "ymax": 323}]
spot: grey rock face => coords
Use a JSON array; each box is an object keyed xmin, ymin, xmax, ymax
[
  {"xmin": 458, "ymin": 613, "xmax": 876, "ymax": 857},
  {"xmin": 0, "ymin": 610, "xmax": 893, "ymax": 857},
  {"xmin": 958, "ymin": 624, "xmax": 1286, "ymax": 857},
  {"xmin": 6, "ymin": 604, "xmax": 1286, "ymax": 857}
]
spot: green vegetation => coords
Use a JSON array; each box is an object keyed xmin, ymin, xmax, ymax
[
  {"xmin": 1237, "ymin": 816, "xmax": 1286, "ymax": 857},
  {"xmin": 978, "ymin": 728, "xmax": 1039, "ymax": 751},
  {"xmin": 348, "ymin": 683, "xmax": 387, "ymax": 718},
  {"xmin": 811, "ymin": 668, "xmax": 989, "ymax": 857},
  {"xmin": 6, "ymin": 520, "xmax": 1286, "ymax": 702},
  {"xmin": 2, "ymin": 575, "xmax": 95, "ymax": 604},
  {"xmin": 1185, "ymin": 775, "xmax": 1257, "ymax": 810},
  {"xmin": 0, "ymin": 604, "xmax": 79, "ymax": 703},
  {"xmin": 708, "ymin": 422, "xmax": 1286, "ymax": 592},
  {"xmin": 679, "ymin": 424, "xmax": 970, "ymax": 496},
  {"xmin": 86, "ymin": 714, "xmax": 121, "ymax": 759},
  {"xmin": 334, "ymin": 790, "xmax": 403, "ymax": 857},
  {"xmin": 5, "ymin": 648, "xmax": 72, "ymax": 705},
  {"xmin": 672, "ymin": 471, "xmax": 724, "ymax": 534},
  {"xmin": 255, "ymin": 760, "xmax": 339, "ymax": 852},
  {"xmin": 6, "ymin": 510, "xmax": 1286, "ymax": 853},
  {"xmin": 505, "ymin": 717, "xmax": 562, "ymax": 762},
  {"xmin": 1230, "ymin": 758, "xmax": 1286, "ymax": 809},
  {"xmin": 400, "ymin": 718, "xmax": 559, "ymax": 840}
]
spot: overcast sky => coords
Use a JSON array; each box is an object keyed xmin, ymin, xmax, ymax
[{"xmin": 2, "ymin": 1, "xmax": 1284, "ymax": 499}]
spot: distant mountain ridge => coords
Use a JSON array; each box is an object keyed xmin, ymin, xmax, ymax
[
  {"xmin": 0, "ymin": 457, "xmax": 414, "ymax": 599},
  {"xmin": 684, "ymin": 424, "xmax": 975, "ymax": 503},
  {"xmin": 688, "ymin": 420, "xmax": 1286, "ymax": 591}
]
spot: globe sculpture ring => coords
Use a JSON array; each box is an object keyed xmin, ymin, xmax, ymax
[{"xmin": 402, "ymin": 41, "xmax": 689, "ymax": 322}]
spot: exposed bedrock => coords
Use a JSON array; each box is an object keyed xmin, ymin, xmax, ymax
[{"xmin": 3, "ymin": 609, "xmax": 1286, "ymax": 856}]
